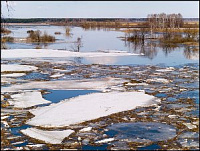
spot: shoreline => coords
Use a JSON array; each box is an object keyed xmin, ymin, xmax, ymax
[{"xmin": 1, "ymin": 23, "xmax": 51, "ymax": 26}]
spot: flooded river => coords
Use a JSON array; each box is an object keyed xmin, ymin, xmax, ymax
[{"xmin": 1, "ymin": 25, "xmax": 199, "ymax": 150}]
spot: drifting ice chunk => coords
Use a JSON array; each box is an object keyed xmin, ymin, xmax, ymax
[
  {"xmin": 21, "ymin": 128, "xmax": 74, "ymax": 144},
  {"xmin": 10, "ymin": 91, "xmax": 51, "ymax": 108},
  {"xmin": 27, "ymin": 91, "xmax": 160, "ymax": 127},
  {"xmin": 2, "ymin": 49, "xmax": 140, "ymax": 59},
  {"xmin": 146, "ymin": 78, "xmax": 170, "ymax": 84},
  {"xmin": 95, "ymin": 138, "xmax": 115, "ymax": 144},
  {"xmin": 1, "ymin": 64, "xmax": 38, "ymax": 72},
  {"xmin": 79, "ymin": 127, "xmax": 92, "ymax": 132},
  {"xmin": 1, "ymin": 73, "xmax": 26, "ymax": 77},
  {"xmin": 2, "ymin": 77, "xmax": 125, "ymax": 92},
  {"xmin": 50, "ymin": 73, "xmax": 65, "ymax": 78},
  {"xmin": 156, "ymin": 67, "xmax": 175, "ymax": 72}
]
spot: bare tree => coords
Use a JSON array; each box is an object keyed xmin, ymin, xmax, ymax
[
  {"xmin": 71, "ymin": 37, "xmax": 83, "ymax": 52},
  {"xmin": 147, "ymin": 13, "xmax": 183, "ymax": 30}
]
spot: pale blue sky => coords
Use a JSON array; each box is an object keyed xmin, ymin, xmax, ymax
[{"xmin": 1, "ymin": 1, "xmax": 199, "ymax": 18}]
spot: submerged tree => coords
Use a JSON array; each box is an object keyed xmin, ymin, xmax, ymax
[
  {"xmin": 76, "ymin": 37, "xmax": 83, "ymax": 52},
  {"xmin": 71, "ymin": 37, "xmax": 83, "ymax": 52}
]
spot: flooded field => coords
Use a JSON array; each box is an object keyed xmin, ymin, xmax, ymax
[{"xmin": 1, "ymin": 25, "xmax": 199, "ymax": 150}]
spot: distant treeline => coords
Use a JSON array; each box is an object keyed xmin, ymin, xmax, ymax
[{"xmin": 1, "ymin": 18, "xmax": 199, "ymax": 23}]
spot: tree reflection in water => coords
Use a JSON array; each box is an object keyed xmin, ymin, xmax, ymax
[
  {"xmin": 74, "ymin": 57, "xmax": 83, "ymax": 64},
  {"xmin": 183, "ymin": 46, "xmax": 199, "ymax": 60},
  {"xmin": 125, "ymin": 39, "xmax": 158, "ymax": 60},
  {"xmin": 125, "ymin": 39, "xmax": 199, "ymax": 60},
  {"xmin": 159, "ymin": 43, "xmax": 177, "ymax": 57}
]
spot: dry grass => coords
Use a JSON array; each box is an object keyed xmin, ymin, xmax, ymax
[{"xmin": 183, "ymin": 42, "xmax": 199, "ymax": 47}]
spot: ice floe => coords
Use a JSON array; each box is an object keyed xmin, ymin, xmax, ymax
[
  {"xmin": 95, "ymin": 138, "xmax": 115, "ymax": 144},
  {"xmin": 1, "ymin": 73, "xmax": 26, "ymax": 77},
  {"xmin": 9, "ymin": 91, "xmax": 51, "ymax": 108},
  {"xmin": 156, "ymin": 67, "xmax": 175, "ymax": 72},
  {"xmin": 146, "ymin": 78, "xmax": 170, "ymax": 84},
  {"xmin": 26, "ymin": 144, "xmax": 45, "ymax": 148},
  {"xmin": 2, "ymin": 49, "xmax": 141, "ymax": 59},
  {"xmin": 21, "ymin": 128, "xmax": 74, "ymax": 144},
  {"xmin": 1, "ymin": 77, "xmax": 27, "ymax": 84},
  {"xmin": 1, "ymin": 64, "xmax": 38, "ymax": 72},
  {"xmin": 2, "ymin": 77, "xmax": 125, "ymax": 92},
  {"xmin": 50, "ymin": 73, "xmax": 65, "ymax": 78},
  {"xmin": 79, "ymin": 127, "xmax": 92, "ymax": 132},
  {"xmin": 1, "ymin": 116, "xmax": 9, "ymax": 120},
  {"xmin": 183, "ymin": 123, "xmax": 197, "ymax": 129},
  {"xmin": 27, "ymin": 91, "xmax": 160, "ymax": 127},
  {"xmin": 125, "ymin": 82, "xmax": 148, "ymax": 86}
]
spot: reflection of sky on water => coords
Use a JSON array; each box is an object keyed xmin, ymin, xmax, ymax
[
  {"xmin": 4, "ymin": 25, "xmax": 199, "ymax": 66},
  {"xmin": 6, "ymin": 26, "xmax": 125, "ymax": 51},
  {"xmin": 81, "ymin": 48, "xmax": 198, "ymax": 66}
]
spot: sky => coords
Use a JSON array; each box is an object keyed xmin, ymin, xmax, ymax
[{"xmin": 1, "ymin": 1, "xmax": 199, "ymax": 18}]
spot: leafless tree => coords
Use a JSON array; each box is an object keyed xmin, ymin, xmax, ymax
[
  {"xmin": 71, "ymin": 37, "xmax": 83, "ymax": 52},
  {"xmin": 147, "ymin": 13, "xmax": 183, "ymax": 29}
]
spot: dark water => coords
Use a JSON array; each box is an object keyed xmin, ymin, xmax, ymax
[
  {"xmin": 81, "ymin": 144, "xmax": 108, "ymax": 150},
  {"xmin": 43, "ymin": 90, "xmax": 100, "ymax": 103},
  {"xmin": 17, "ymin": 72, "xmax": 49, "ymax": 80},
  {"xmin": 177, "ymin": 90, "xmax": 199, "ymax": 104},
  {"xmin": 105, "ymin": 122, "xmax": 177, "ymax": 142},
  {"xmin": 10, "ymin": 124, "xmax": 31, "ymax": 136},
  {"xmin": 137, "ymin": 144, "xmax": 162, "ymax": 150}
]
